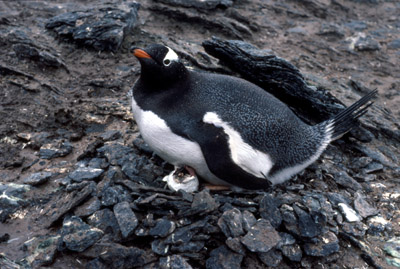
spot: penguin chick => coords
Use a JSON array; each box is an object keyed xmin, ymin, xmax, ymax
[{"xmin": 130, "ymin": 44, "xmax": 377, "ymax": 190}]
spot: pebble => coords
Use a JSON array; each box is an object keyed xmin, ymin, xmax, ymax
[
  {"xmin": 353, "ymin": 192, "xmax": 378, "ymax": 218},
  {"xmin": 258, "ymin": 249, "xmax": 282, "ymax": 267},
  {"xmin": 23, "ymin": 235, "xmax": 60, "ymax": 267},
  {"xmin": 354, "ymin": 36, "xmax": 380, "ymax": 51},
  {"xmin": 68, "ymin": 167, "xmax": 104, "ymax": 182},
  {"xmin": 39, "ymin": 141, "xmax": 73, "ymax": 159},
  {"xmin": 206, "ymin": 245, "xmax": 243, "ymax": 269},
  {"xmin": 74, "ymin": 197, "xmax": 101, "ymax": 217},
  {"xmin": 101, "ymin": 187, "xmax": 119, "ymax": 206},
  {"xmin": 363, "ymin": 162, "xmax": 384, "ymax": 174},
  {"xmin": 159, "ymin": 255, "xmax": 193, "ymax": 269},
  {"xmin": 87, "ymin": 209, "xmax": 121, "ymax": 237},
  {"xmin": 113, "ymin": 202, "xmax": 138, "ymax": 238},
  {"xmin": 225, "ymin": 237, "xmax": 246, "ymax": 255},
  {"xmin": 333, "ymin": 171, "xmax": 362, "ymax": 191},
  {"xmin": 338, "ymin": 203, "xmax": 361, "ymax": 222},
  {"xmin": 217, "ymin": 208, "xmax": 244, "ymax": 238},
  {"xmin": 60, "ymin": 216, "xmax": 103, "ymax": 252},
  {"xmin": 294, "ymin": 205, "xmax": 323, "ymax": 238},
  {"xmin": 259, "ymin": 194, "xmax": 282, "ymax": 228},
  {"xmin": 281, "ymin": 244, "xmax": 302, "ymax": 262},
  {"xmin": 241, "ymin": 219, "xmax": 281, "ymax": 253},
  {"xmin": 149, "ymin": 218, "xmax": 176, "ymax": 238},
  {"xmin": 387, "ymin": 39, "xmax": 400, "ymax": 49},
  {"xmin": 241, "ymin": 210, "xmax": 257, "ymax": 232},
  {"xmin": 23, "ymin": 171, "xmax": 53, "ymax": 185},
  {"xmin": 99, "ymin": 130, "xmax": 122, "ymax": 141},
  {"xmin": 303, "ymin": 232, "xmax": 340, "ymax": 257}
]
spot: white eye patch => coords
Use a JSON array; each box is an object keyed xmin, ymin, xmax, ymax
[{"xmin": 163, "ymin": 46, "xmax": 179, "ymax": 66}]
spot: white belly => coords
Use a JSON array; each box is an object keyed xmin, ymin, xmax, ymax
[{"xmin": 131, "ymin": 97, "xmax": 227, "ymax": 185}]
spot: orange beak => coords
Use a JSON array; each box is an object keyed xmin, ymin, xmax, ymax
[{"xmin": 133, "ymin": 49, "xmax": 152, "ymax": 59}]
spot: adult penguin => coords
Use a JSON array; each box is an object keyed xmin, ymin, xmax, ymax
[{"xmin": 130, "ymin": 44, "xmax": 376, "ymax": 190}]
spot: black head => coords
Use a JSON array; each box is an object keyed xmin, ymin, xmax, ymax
[{"xmin": 131, "ymin": 44, "xmax": 187, "ymax": 87}]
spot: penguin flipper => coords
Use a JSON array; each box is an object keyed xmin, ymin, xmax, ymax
[{"xmin": 193, "ymin": 124, "xmax": 272, "ymax": 190}]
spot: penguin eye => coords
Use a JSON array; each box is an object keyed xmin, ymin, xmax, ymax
[{"xmin": 163, "ymin": 59, "xmax": 171, "ymax": 66}]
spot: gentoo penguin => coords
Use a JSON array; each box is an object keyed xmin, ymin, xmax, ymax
[{"xmin": 130, "ymin": 44, "xmax": 377, "ymax": 190}]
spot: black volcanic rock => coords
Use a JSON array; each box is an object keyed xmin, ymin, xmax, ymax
[{"xmin": 46, "ymin": 3, "xmax": 140, "ymax": 51}]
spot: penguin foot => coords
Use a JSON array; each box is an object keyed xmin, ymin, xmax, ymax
[{"xmin": 163, "ymin": 167, "xmax": 199, "ymax": 193}]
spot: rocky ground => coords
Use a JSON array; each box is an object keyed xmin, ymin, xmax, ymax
[{"xmin": 0, "ymin": 0, "xmax": 399, "ymax": 268}]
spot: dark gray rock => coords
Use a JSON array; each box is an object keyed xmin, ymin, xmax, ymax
[
  {"xmin": 100, "ymin": 130, "xmax": 122, "ymax": 141},
  {"xmin": 217, "ymin": 208, "xmax": 244, "ymax": 238},
  {"xmin": 68, "ymin": 167, "xmax": 104, "ymax": 183},
  {"xmin": 39, "ymin": 140, "xmax": 73, "ymax": 159},
  {"xmin": 113, "ymin": 202, "xmax": 138, "ymax": 238},
  {"xmin": 344, "ymin": 20, "xmax": 368, "ymax": 31},
  {"xmin": 281, "ymin": 244, "xmax": 302, "ymax": 262},
  {"xmin": 363, "ymin": 162, "xmax": 384, "ymax": 174},
  {"xmin": 152, "ymin": 239, "xmax": 170, "ymax": 256},
  {"xmin": 333, "ymin": 171, "xmax": 362, "ymax": 191},
  {"xmin": 225, "ymin": 237, "xmax": 246, "ymax": 255},
  {"xmin": 74, "ymin": 196, "xmax": 101, "ymax": 217},
  {"xmin": 154, "ymin": 0, "xmax": 233, "ymax": 10},
  {"xmin": 0, "ymin": 182, "xmax": 30, "ymax": 222},
  {"xmin": 303, "ymin": 232, "xmax": 340, "ymax": 257},
  {"xmin": 206, "ymin": 245, "xmax": 243, "ymax": 269},
  {"xmin": 40, "ymin": 182, "xmax": 95, "ymax": 228},
  {"xmin": 170, "ymin": 241, "xmax": 205, "ymax": 253},
  {"xmin": 165, "ymin": 219, "xmax": 208, "ymax": 245},
  {"xmin": 101, "ymin": 187, "xmax": 119, "ymax": 206},
  {"xmin": 202, "ymin": 37, "xmax": 346, "ymax": 123},
  {"xmin": 22, "ymin": 171, "xmax": 53, "ymax": 185},
  {"xmin": 277, "ymin": 232, "xmax": 296, "ymax": 248},
  {"xmin": 180, "ymin": 189, "xmax": 219, "ymax": 217},
  {"xmin": 259, "ymin": 194, "xmax": 282, "ymax": 228},
  {"xmin": 45, "ymin": 3, "xmax": 140, "ymax": 52},
  {"xmin": 258, "ymin": 249, "xmax": 282, "ymax": 267},
  {"xmin": 13, "ymin": 43, "xmax": 66, "ymax": 68},
  {"xmin": 241, "ymin": 219, "xmax": 281, "ymax": 253},
  {"xmin": 354, "ymin": 36, "xmax": 381, "ymax": 51},
  {"xmin": 293, "ymin": 205, "xmax": 323, "ymax": 238},
  {"xmin": 388, "ymin": 39, "xmax": 400, "ymax": 49},
  {"xmin": 241, "ymin": 210, "xmax": 257, "ymax": 232},
  {"xmin": 88, "ymin": 158, "xmax": 109, "ymax": 170},
  {"xmin": 60, "ymin": 216, "xmax": 103, "ymax": 252},
  {"xmin": 23, "ymin": 235, "xmax": 60, "ymax": 267},
  {"xmin": 317, "ymin": 23, "xmax": 345, "ymax": 40},
  {"xmin": 87, "ymin": 209, "xmax": 121, "ymax": 237},
  {"xmin": 84, "ymin": 241, "xmax": 150, "ymax": 268},
  {"xmin": 149, "ymin": 218, "xmax": 176, "ymax": 238},
  {"xmin": 342, "ymin": 222, "xmax": 368, "ymax": 237},
  {"xmin": 354, "ymin": 192, "xmax": 378, "ymax": 218},
  {"xmin": 159, "ymin": 255, "xmax": 192, "ymax": 269}
]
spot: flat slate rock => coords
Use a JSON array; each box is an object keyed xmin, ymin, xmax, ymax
[
  {"xmin": 68, "ymin": 167, "xmax": 104, "ymax": 182},
  {"xmin": 154, "ymin": 0, "xmax": 233, "ymax": 10},
  {"xmin": 303, "ymin": 231, "xmax": 340, "ymax": 257},
  {"xmin": 206, "ymin": 245, "xmax": 243, "ymax": 269},
  {"xmin": 23, "ymin": 171, "xmax": 53, "ymax": 185},
  {"xmin": 46, "ymin": 3, "xmax": 140, "ymax": 52},
  {"xmin": 60, "ymin": 216, "xmax": 103, "ymax": 252},
  {"xmin": 39, "ymin": 182, "xmax": 95, "ymax": 228},
  {"xmin": 217, "ymin": 208, "xmax": 244, "ymax": 238},
  {"xmin": 113, "ymin": 201, "xmax": 138, "ymax": 238},
  {"xmin": 241, "ymin": 219, "xmax": 281, "ymax": 253},
  {"xmin": 39, "ymin": 140, "xmax": 73, "ymax": 159}
]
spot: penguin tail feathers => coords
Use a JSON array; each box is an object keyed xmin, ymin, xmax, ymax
[{"xmin": 323, "ymin": 89, "xmax": 377, "ymax": 141}]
